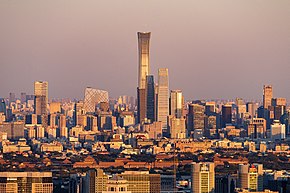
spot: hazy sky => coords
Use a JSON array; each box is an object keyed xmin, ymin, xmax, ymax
[{"xmin": 0, "ymin": 0, "xmax": 289, "ymax": 101}]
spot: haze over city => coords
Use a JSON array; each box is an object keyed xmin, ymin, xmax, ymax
[{"xmin": 0, "ymin": 0, "xmax": 289, "ymax": 100}]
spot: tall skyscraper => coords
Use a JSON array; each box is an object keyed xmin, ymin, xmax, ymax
[
  {"xmin": 187, "ymin": 104, "xmax": 205, "ymax": 138},
  {"xmin": 263, "ymin": 85, "xmax": 273, "ymax": 109},
  {"xmin": 137, "ymin": 32, "xmax": 151, "ymax": 124},
  {"xmin": 170, "ymin": 90, "xmax": 183, "ymax": 118},
  {"xmin": 238, "ymin": 164, "xmax": 263, "ymax": 191},
  {"xmin": 222, "ymin": 104, "xmax": 232, "ymax": 127},
  {"xmin": 191, "ymin": 162, "xmax": 215, "ymax": 193},
  {"xmin": 146, "ymin": 75, "xmax": 155, "ymax": 122},
  {"xmin": 0, "ymin": 99, "xmax": 6, "ymax": 115},
  {"xmin": 83, "ymin": 87, "xmax": 109, "ymax": 114},
  {"xmin": 34, "ymin": 81, "xmax": 48, "ymax": 115},
  {"xmin": 157, "ymin": 68, "xmax": 169, "ymax": 129},
  {"xmin": 138, "ymin": 32, "xmax": 151, "ymax": 89}
]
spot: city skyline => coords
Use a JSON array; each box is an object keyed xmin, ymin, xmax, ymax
[{"xmin": 0, "ymin": 1, "xmax": 289, "ymax": 100}]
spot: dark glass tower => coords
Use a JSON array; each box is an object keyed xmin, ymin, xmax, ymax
[{"xmin": 146, "ymin": 75, "xmax": 155, "ymax": 122}]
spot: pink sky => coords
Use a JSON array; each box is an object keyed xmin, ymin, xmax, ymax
[{"xmin": 0, "ymin": 0, "xmax": 289, "ymax": 100}]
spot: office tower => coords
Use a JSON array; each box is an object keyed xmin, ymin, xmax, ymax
[
  {"xmin": 119, "ymin": 111, "xmax": 135, "ymax": 127},
  {"xmin": 271, "ymin": 98, "xmax": 286, "ymax": 120},
  {"xmin": 247, "ymin": 118, "xmax": 266, "ymax": 139},
  {"xmin": 49, "ymin": 102, "xmax": 61, "ymax": 114},
  {"xmin": 238, "ymin": 164, "xmax": 263, "ymax": 191},
  {"xmin": 34, "ymin": 81, "xmax": 48, "ymax": 115},
  {"xmin": 270, "ymin": 120, "xmax": 286, "ymax": 140},
  {"xmin": 0, "ymin": 122, "xmax": 24, "ymax": 140},
  {"xmin": 205, "ymin": 102, "xmax": 216, "ymax": 115},
  {"xmin": 191, "ymin": 162, "xmax": 215, "ymax": 193},
  {"xmin": 0, "ymin": 172, "xmax": 53, "ymax": 193},
  {"xmin": 59, "ymin": 114, "xmax": 68, "ymax": 138},
  {"xmin": 222, "ymin": 104, "xmax": 232, "ymax": 127},
  {"xmin": 84, "ymin": 87, "xmax": 109, "ymax": 114},
  {"xmin": 263, "ymin": 85, "xmax": 273, "ymax": 109},
  {"xmin": 36, "ymin": 125, "xmax": 45, "ymax": 139},
  {"xmin": 168, "ymin": 116, "xmax": 186, "ymax": 138},
  {"xmin": 9, "ymin": 92, "xmax": 16, "ymax": 103},
  {"xmin": 118, "ymin": 171, "xmax": 161, "ymax": 193},
  {"xmin": 137, "ymin": 32, "xmax": 151, "ymax": 124},
  {"xmin": 157, "ymin": 68, "xmax": 169, "ymax": 129},
  {"xmin": 103, "ymin": 176, "xmax": 132, "ymax": 193},
  {"xmin": 236, "ymin": 98, "xmax": 244, "ymax": 106},
  {"xmin": 246, "ymin": 102, "xmax": 258, "ymax": 118},
  {"xmin": 84, "ymin": 169, "xmax": 108, "ymax": 193},
  {"xmin": 49, "ymin": 113, "xmax": 57, "ymax": 127},
  {"xmin": 187, "ymin": 104, "xmax": 205, "ymax": 138},
  {"xmin": 73, "ymin": 101, "xmax": 85, "ymax": 126},
  {"xmin": 100, "ymin": 102, "xmax": 109, "ymax": 112},
  {"xmin": 143, "ymin": 121, "xmax": 163, "ymax": 139},
  {"xmin": 21, "ymin": 92, "xmax": 26, "ymax": 103},
  {"xmin": 146, "ymin": 75, "xmax": 155, "ymax": 122},
  {"xmin": 170, "ymin": 90, "xmax": 183, "ymax": 118},
  {"xmin": 137, "ymin": 32, "xmax": 151, "ymax": 89},
  {"xmin": 0, "ymin": 98, "xmax": 6, "ymax": 116},
  {"xmin": 86, "ymin": 115, "xmax": 98, "ymax": 132},
  {"xmin": 205, "ymin": 115, "xmax": 217, "ymax": 138}
]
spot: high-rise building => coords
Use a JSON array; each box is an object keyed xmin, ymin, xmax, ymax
[
  {"xmin": 117, "ymin": 171, "xmax": 160, "ymax": 193},
  {"xmin": 187, "ymin": 104, "xmax": 205, "ymax": 138},
  {"xmin": 168, "ymin": 116, "xmax": 186, "ymax": 138},
  {"xmin": 102, "ymin": 176, "xmax": 132, "ymax": 193},
  {"xmin": 146, "ymin": 75, "xmax": 155, "ymax": 122},
  {"xmin": 137, "ymin": 32, "xmax": 151, "ymax": 124},
  {"xmin": 157, "ymin": 68, "xmax": 169, "ymax": 129},
  {"xmin": 170, "ymin": 90, "xmax": 183, "ymax": 118},
  {"xmin": 238, "ymin": 164, "xmax": 263, "ymax": 191},
  {"xmin": 222, "ymin": 104, "xmax": 232, "ymax": 128},
  {"xmin": 49, "ymin": 102, "xmax": 61, "ymax": 114},
  {"xmin": 0, "ymin": 172, "xmax": 53, "ymax": 193},
  {"xmin": 263, "ymin": 85, "xmax": 273, "ymax": 109},
  {"xmin": 137, "ymin": 32, "xmax": 151, "ymax": 90},
  {"xmin": 246, "ymin": 102, "xmax": 258, "ymax": 118},
  {"xmin": 83, "ymin": 87, "xmax": 109, "ymax": 114},
  {"xmin": 270, "ymin": 120, "xmax": 286, "ymax": 140},
  {"xmin": 34, "ymin": 81, "xmax": 48, "ymax": 115},
  {"xmin": 0, "ymin": 98, "xmax": 6, "ymax": 116},
  {"xmin": 191, "ymin": 162, "xmax": 215, "ymax": 193},
  {"xmin": 247, "ymin": 118, "xmax": 266, "ymax": 139},
  {"xmin": 84, "ymin": 169, "xmax": 108, "ymax": 193}
]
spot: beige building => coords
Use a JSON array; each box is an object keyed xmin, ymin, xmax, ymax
[
  {"xmin": 191, "ymin": 162, "xmax": 215, "ymax": 193},
  {"xmin": 263, "ymin": 85, "xmax": 273, "ymax": 109},
  {"xmin": 85, "ymin": 169, "xmax": 108, "ymax": 193},
  {"xmin": 157, "ymin": 68, "xmax": 169, "ymax": 129},
  {"xmin": 40, "ymin": 142, "xmax": 63, "ymax": 152},
  {"xmin": 117, "ymin": 171, "xmax": 160, "ymax": 193},
  {"xmin": 34, "ymin": 81, "xmax": 48, "ymax": 115},
  {"xmin": 168, "ymin": 116, "xmax": 186, "ymax": 139},
  {"xmin": 102, "ymin": 176, "xmax": 131, "ymax": 193},
  {"xmin": 238, "ymin": 164, "xmax": 263, "ymax": 191},
  {"xmin": 0, "ymin": 172, "xmax": 53, "ymax": 193}
]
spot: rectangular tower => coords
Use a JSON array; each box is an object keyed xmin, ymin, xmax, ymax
[
  {"xmin": 191, "ymin": 162, "xmax": 215, "ymax": 193},
  {"xmin": 170, "ymin": 90, "xmax": 183, "ymax": 118},
  {"xmin": 146, "ymin": 75, "xmax": 155, "ymax": 122},
  {"xmin": 34, "ymin": 81, "xmax": 48, "ymax": 115},
  {"xmin": 263, "ymin": 85, "xmax": 273, "ymax": 109},
  {"xmin": 157, "ymin": 68, "xmax": 169, "ymax": 129},
  {"xmin": 137, "ymin": 32, "xmax": 151, "ymax": 124}
]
